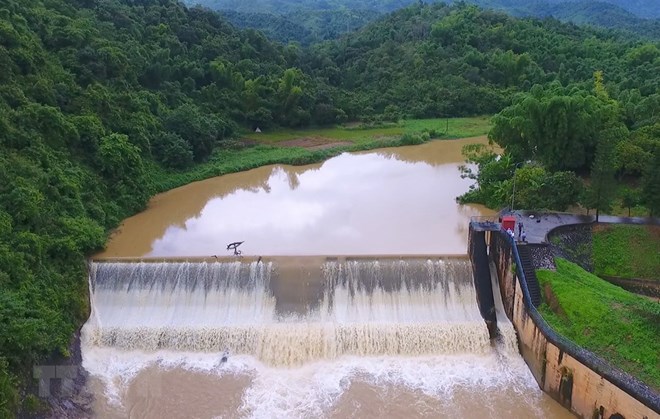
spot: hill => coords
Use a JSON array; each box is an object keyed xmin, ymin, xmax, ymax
[
  {"xmin": 0, "ymin": 0, "xmax": 338, "ymax": 413},
  {"xmin": 558, "ymin": 0, "xmax": 660, "ymax": 19},
  {"xmin": 1, "ymin": 0, "xmax": 659, "ymax": 414},
  {"xmin": 184, "ymin": 0, "xmax": 412, "ymax": 15},
  {"xmin": 221, "ymin": 9, "xmax": 379, "ymax": 45},
  {"xmin": 185, "ymin": 0, "xmax": 660, "ymax": 41},
  {"xmin": 516, "ymin": 1, "xmax": 660, "ymax": 38},
  {"xmin": 304, "ymin": 3, "xmax": 659, "ymax": 120}
]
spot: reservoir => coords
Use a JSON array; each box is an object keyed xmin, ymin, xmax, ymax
[
  {"xmin": 84, "ymin": 137, "xmax": 573, "ymax": 418},
  {"xmin": 97, "ymin": 137, "xmax": 494, "ymax": 258}
]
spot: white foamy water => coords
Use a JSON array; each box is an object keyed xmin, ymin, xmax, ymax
[
  {"xmin": 83, "ymin": 259, "xmax": 491, "ymax": 365},
  {"xmin": 81, "ymin": 258, "xmax": 573, "ymax": 418},
  {"xmin": 84, "ymin": 347, "xmax": 556, "ymax": 418}
]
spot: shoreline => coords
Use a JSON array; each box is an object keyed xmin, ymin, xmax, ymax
[
  {"xmin": 40, "ymin": 330, "xmax": 93, "ymax": 419},
  {"xmin": 49, "ymin": 135, "xmax": 490, "ymax": 416},
  {"xmin": 149, "ymin": 134, "xmax": 489, "ymax": 196}
]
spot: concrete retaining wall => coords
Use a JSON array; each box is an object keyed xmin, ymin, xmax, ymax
[
  {"xmin": 468, "ymin": 228, "xmax": 497, "ymax": 337},
  {"xmin": 489, "ymin": 230, "xmax": 660, "ymax": 419}
]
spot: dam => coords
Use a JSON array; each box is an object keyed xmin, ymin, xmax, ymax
[
  {"xmin": 85, "ymin": 258, "xmax": 492, "ymax": 363},
  {"xmin": 81, "ymin": 140, "xmax": 574, "ymax": 418},
  {"xmin": 82, "ymin": 256, "xmax": 571, "ymax": 418}
]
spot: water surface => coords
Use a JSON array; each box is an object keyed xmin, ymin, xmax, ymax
[
  {"xmin": 98, "ymin": 137, "xmax": 494, "ymax": 258},
  {"xmin": 84, "ymin": 138, "xmax": 573, "ymax": 418}
]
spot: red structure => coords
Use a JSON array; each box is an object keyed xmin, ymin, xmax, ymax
[{"xmin": 501, "ymin": 215, "xmax": 516, "ymax": 232}]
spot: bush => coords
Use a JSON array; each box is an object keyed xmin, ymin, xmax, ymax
[
  {"xmin": 400, "ymin": 132, "xmax": 426, "ymax": 145},
  {"xmin": 153, "ymin": 132, "xmax": 194, "ymax": 170},
  {"xmin": 0, "ymin": 359, "xmax": 19, "ymax": 418}
]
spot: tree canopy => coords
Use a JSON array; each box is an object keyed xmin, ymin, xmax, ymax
[{"xmin": 0, "ymin": 0, "xmax": 659, "ymax": 414}]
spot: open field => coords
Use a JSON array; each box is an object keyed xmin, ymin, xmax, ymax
[
  {"xmin": 537, "ymin": 259, "xmax": 660, "ymax": 391},
  {"xmin": 242, "ymin": 117, "xmax": 491, "ymax": 143},
  {"xmin": 592, "ymin": 224, "xmax": 660, "ymax": 280}
]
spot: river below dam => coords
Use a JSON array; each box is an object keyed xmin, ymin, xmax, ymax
[{"xmin": 83, "ymin": 138, "xmax": 574, "ymax": 418}]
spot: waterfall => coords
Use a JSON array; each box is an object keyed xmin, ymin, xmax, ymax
[{"xmin": 83, "ymin": 258, "xmax": 493, "ymax": 366}]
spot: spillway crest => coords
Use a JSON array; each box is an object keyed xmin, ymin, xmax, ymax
[{"xmin": 84, "ymin": 258, "xmax": 491, "ymax": 366}]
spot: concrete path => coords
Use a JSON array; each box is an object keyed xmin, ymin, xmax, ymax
[{"xmin": 506, "ymin": 211, "xmax": 660, "ymax": 245}]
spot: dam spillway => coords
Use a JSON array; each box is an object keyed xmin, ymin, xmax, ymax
[
  {"xmin": 79, "ymin": 144, "xmax": 574, "ymax": 417},
  {"xmin": 83, "ymin": 257, "xmax": 492, "ymax": 366}
]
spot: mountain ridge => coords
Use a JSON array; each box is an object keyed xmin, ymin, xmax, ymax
[{"xmin": 185, "ymin": 0, "xmax": 660, "ymax": 42}]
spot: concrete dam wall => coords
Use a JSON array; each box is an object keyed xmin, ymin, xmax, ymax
[{"xmin": 482, "ymin": 226, "xmax": 660, "ymax": 419}]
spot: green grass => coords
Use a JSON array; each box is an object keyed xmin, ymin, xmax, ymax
[
  {"xmin": 151, "ymin": 136, "xmax": 409, "ymax": 193},
  {"xmin": 242, "ymin": 117, "xmax": 491, "ymax": 143},
  {"xmin": 151, "ymin": 117, "xmax": 491, "ymax": 193},
  {"xmin": 537, "ymin": 258, "xmax": 660, "ymax": 391},
  {"xmin": 592, "ymin": 224, "xmax": 660, "ymax": 280}
]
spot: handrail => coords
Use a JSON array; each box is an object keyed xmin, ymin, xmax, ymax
[
  {"xmin": 494, "ymin": 229, "xmax": 660, "ymax": 413},
  {"xmin": 470, "ymin": 215, "xmax": 500, "ymax": 223}
]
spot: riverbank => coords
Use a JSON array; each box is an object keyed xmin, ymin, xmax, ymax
[
  {"xmin": 241, "ymin": 117, "xmax": 491, "ymax": 143},
  {"xmin": 536, "ymin": 258, "xmax": 660, "ymax": 392},
  {"xmin": 149, "ymin": 117, "xmax": 491, "ymax": 194},
  {"xmin": 592, "ymin": 224, "xmax": 660, "ymax": 280},
  {"xmin": 39, "ymin": 121, "xmax": 491, "ymax": 416}
]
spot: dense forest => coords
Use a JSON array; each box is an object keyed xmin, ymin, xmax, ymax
[
  {"xmin": 218, "ymin": 9, "xmax": 379, "ymax": 45},
  {"xmin": 0, "ymin": 0, "xmax": 336, "ymax": 414},
  {"xmin": 0, "ymin": 0, "xmax": 659, "ymax": 415},
  {"xmin": 303, "ymin": 5, "xmax": 659, "ymax": 120},
  {"xmin": 187, "ymin": 0, "xmax": 660, "ymax": 43},
  {"xmin": 186, "ymin": 0, "xmax": 660, "ymax": 19}
]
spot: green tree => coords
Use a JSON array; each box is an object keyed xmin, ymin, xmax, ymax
[
  {"xmin": 509, "ymin": 166, "xmax": 582, "ymax": 211},
  {"xmin": 97, "ymin": 133, "xmax": 149, "ymax": 210},
  {"xmin": 0, "ymin": 357, "xmax": 18, "ymax": 417},
  {"xmin": 277, "ymin": 68, "xmax": 307, "ymax": 126},
  {"xmin": 620, "ymin": 188, "xmax": 640, "ymax": 217},
  {"xmin": 152, "ymin": 133, "xmax": 194, "ymax": 170},
  {"xmin": 641, "ymin": 149, "xmax": 660, "ymax": 216},
  {"xmin": 457, "ymin": 143, "xmax": 513, "ymax": 208},
  {"xmin": 165, "ymin": 105, "xmax": 225, "ymax": 162},
  {"xmin": 489, "ymin": 86, "xmax": 605, "ymax": 171},
  {"xmin": 585, "ymin": 138, "xmax": 617, "ymax": 221}
]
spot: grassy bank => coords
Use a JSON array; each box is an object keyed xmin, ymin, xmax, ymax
[
  {"xmin": 152, "ymin": 118, "xmax": 489, "ymax": 192},
  {"xmin": 537, "ymin": 259, "xmax": 660, "ymax": 391},
  {"xmin": 242, "ymin": 117, "xmax": 491, "ymax": 143},
  {"xmin": 592, "ymin": 224, "xmax": 660, "ymax": 280}
]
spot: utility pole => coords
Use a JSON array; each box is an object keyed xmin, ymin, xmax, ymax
[{"xmin": 511, "ymin": 162, "xmax": 525, "ymax": 210}]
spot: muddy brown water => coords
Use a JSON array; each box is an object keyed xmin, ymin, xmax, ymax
[
  {"xmin": 84, "ymin": 138, "xmax": 574, "ymax": 418},
  {"xmin": 96, "ymin": 137, "xmax": 495, "ymax": 258}
]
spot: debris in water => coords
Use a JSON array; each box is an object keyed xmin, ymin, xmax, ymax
[{"xmin": 227, "ymin": 241, "xmax": 244, "ymax": 256}]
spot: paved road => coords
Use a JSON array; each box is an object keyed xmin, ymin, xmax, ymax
[{"xmin": 505, "ymin": 211, "xmax": 660, "ymax": 245}]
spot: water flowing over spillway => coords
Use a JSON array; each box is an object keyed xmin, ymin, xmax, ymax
[
  {"xmin": 82, "ymin": 257, "xmax": 571, "ymax": 418},
  {"xmin": 84, "ymin": 258, "xmax": 491, "ymax": 366},
  {"xmin": 81, "ymin": 144, "xmax": 572, "ymax": 417}
]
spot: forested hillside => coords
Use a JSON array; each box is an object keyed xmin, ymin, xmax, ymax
[
  {"xmin": 221, "ymin": 9, "xmax": 379, "ymax": 45},
  {"xmin": 531, "ymin": 1, "xmax": 660, "ymax": 38},
  {"xmin": 187, "ymin": 0, "xmax": 660, "ymax": 42},
  {"xmin": 1, "ymin": 0, "xmax": 659, "ymax": 415},
  {"xmin": 0, "ymin": 0, "xmax": 335, "ymax": 414},
  {"xmin": 187, "ymin": 0, "xmax": 660, "ymax": 18},
  {"xmin": 186, "ymin": 0, "xmax": 412, "ymax": 14},
  {"xmin": 561, "ymin": 0, "xmax": 660, "ymax": 19},
  {"xmin": 304, "ymin": 4, "xmax": 659, "ymax": 120}
]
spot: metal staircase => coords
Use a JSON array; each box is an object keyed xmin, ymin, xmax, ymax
[{"xmin": 516, "ymin": 244, "xmax": 542, "ymax": 307}]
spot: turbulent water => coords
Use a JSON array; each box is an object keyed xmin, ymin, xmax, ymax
[
  {"xmin": 85, "ymin": 259, "xmax": 489, "ymax": 364},
  {"xmin": 81, "ymin": 258, "xmax": 572, "ymax": 418},
  {"xmin": 82, "ymin": 141, "xmax": 571, "ymax": 418}
]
